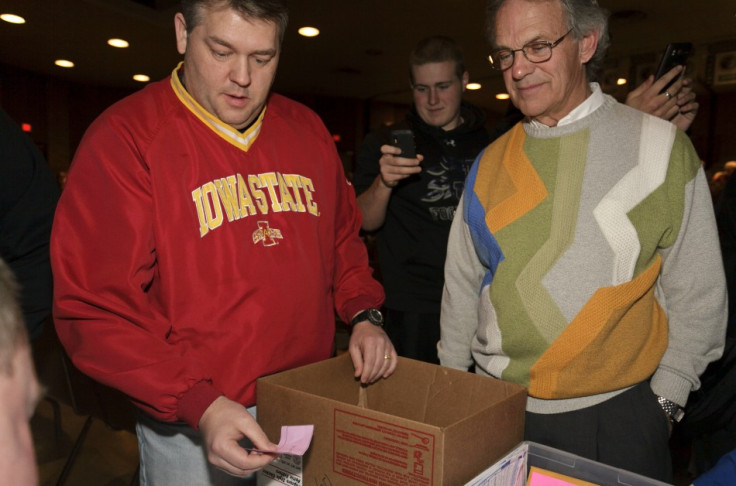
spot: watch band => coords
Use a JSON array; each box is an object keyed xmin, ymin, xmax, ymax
[
  {"xmin": 657, "ymin": 396, "xmax": 684, "ymax": 423},
  {"xmin": 350, "ymin": 308, "xmax": 384, "ymax": 328}
]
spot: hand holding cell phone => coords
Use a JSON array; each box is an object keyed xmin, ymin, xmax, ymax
[
  {"xmin": 389, "ymin": 129, "xmax": 416, "ymax": 159},
  {"xmin": 654, "ymin": 42, "xmax": 692, "ymax": 94},
  {"xmin": 378, "ymin": 129, "xmax": 422, "ymax": 188},
  {"xmin": 626, "ymin": 42, "xmax": 699, "ymax": 132}
]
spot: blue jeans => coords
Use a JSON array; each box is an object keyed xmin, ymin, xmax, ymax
[{"xmin": 136, "ymin": 406, "xmax": 258, "ymax": 486}]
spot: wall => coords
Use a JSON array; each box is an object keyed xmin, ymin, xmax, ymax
[
  {"xmin": 2, "ymin": 61, "xmax": 735, "ymax": 181},
  {"xmin": 703, "ymin": 90, "xmax": 736, "ymax": 170},
  {"xmin": 0, "ymin": 63, "xmax": 137, "ymax": 176}
]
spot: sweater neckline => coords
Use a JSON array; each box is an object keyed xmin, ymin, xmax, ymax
[{"xmin": 522, "ymin": 94, "xmax": 618, "ymax": 139}]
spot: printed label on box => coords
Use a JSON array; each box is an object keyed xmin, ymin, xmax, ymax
[
  {"xmin": 465, "ymin": 442, "xmax": 527, "ymax": 486},
  {"xmin": 333, "ymin": 409, "xmax": 436, "ymax": 485},
  {"xmin": 258, "ymin": 454, "xmax": 303, "ymax": 486}
]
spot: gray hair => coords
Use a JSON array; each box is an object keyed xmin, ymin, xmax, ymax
[
  {"xmin": 180, "ymin": 0, "xmax": 289, "ymax": 44},
  {"xmin": 485, "ymin": 0, "xmax": 610, "ymax": 80},
  {"xmin": 0, "ymin": 258, "xmax": 27, "ymax": 375}
]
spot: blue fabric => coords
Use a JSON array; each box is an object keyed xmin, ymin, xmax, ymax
[
  {"xmin": 463, "ymin": 149, "xmax": 504, "ymax": 290},
  {"xmin": 136, "ymin": 406, "xmax": 259, "ymax": 485},
  {"xmin": 694, "ymin": 448, "xmax": 736, "ymax": 486}
]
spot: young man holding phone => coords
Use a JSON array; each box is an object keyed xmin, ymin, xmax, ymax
[{"xmin": 353, "ymin": 36, "xmax": 491, "ymax": 364}]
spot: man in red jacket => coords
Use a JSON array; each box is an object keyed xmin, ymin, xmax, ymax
[{"xmin": 51, "ymin": 0, "xmax": 396, "ymax": 483}]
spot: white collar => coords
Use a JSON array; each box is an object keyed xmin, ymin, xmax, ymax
[{"xmin": 529, "ymin": 82, "xmax": 604, "ymax": 129}]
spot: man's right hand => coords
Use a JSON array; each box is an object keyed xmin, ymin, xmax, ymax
[
  {"xmin": 356, "ymin": 144, "xmax": 424, "ymax": 230},
  {"xmin": 378, "ymin": 144, "xmax": 423, "ymax": 188},
  {"xmin": 625, "ymin": 65, "xmax": 698, "ymax": 132},
  {"xmin": 198, "ymin": 396, "xmax": 278, "ymax": 477}
]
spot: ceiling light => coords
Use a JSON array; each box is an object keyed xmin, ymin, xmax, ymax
[
  {"xmin": 108, "ymin": 38, "xmax": 129, "ymax": 48},
  {"xmin": 298, "ymin": 26, "xmax": 319, "ymax": 37},
  {"xmin": 133, "ymin": 74, "xmax": 150, "ymax": 83},
  {"xmin": 616, "ymin": 78, "xmax": 627, "ymax": 86},
  {"xmin": 0, "ymin": 13, "xmax": 25, "ymax": 24},
  {"xmin": 466, "ymin": 83, "xmax": 481, "ymax": 90},
  {"xmin": 496, "ymin": 93, "xmax": 510, "ymax": 100},
  {"xmin": 55, "ymin": 59, "xmax": 75, "ymax": 68}
]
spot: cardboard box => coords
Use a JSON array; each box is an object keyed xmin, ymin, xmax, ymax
[
  {"xmin": 257, "ymin": 354, "xmax": 527, "ymax": 485},
  {"xmin": 467, "ymin": 441, "xmax": 671, "ymax": 486}
]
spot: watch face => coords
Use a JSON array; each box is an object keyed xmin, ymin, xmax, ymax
[{"xmin": 368, "ymin": 308, "xmax": 383, "ymax": 325}]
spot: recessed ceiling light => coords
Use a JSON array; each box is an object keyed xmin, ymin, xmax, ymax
[
  {"xmin": 616, "ymin": 78, "xmax": 627, "ymax": 86},
  {"xmin": 108, "ymin": 38, "xmax": 129, "ymax": 48},
  {"xmin": 298, "ymin": 26, "xmax": 319, "ymax": 37},
  {"xmin": 495, "ymin": 93, "xmax": 510, "ymax": 100},
  {"xmin": 466, "ymin": 82, "xmax": 482, "ymax": 90},
  {"xmin": 55, "ymin": 59, "xmax": 74, "ymax": 68},
  {"xmin": 133, "ymin": 74, "xmax": 150, "ymax": 82},
  {"xmin": 0, "ymin": 13, "xmax": 25, "ymax": 24}
]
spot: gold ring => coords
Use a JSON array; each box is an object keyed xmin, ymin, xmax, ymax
[
  {"xmin": 384, "ymin": 354, "xmax": 391, "ymax": 360},
  {"xmin": 664, "ymin": 91, "xmax": 672, "ymax": 100}
]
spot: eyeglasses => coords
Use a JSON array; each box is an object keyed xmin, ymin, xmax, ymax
[{"xmin": 488, "ymin": 29, "xmax": 573, "ymax": 71}]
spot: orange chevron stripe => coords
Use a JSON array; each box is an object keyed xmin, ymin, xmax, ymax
[
  {"xmin": 528, "ymin": 257, "xmax": 667, "ymax": 399},
  {"xmin": 475, "ymin": 124, "xmax": 547, "ymax": 233}
]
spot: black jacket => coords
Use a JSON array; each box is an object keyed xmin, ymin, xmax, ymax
[
  {"xmin": 0, "ymin": 108, "xmax": 60, "ymax": 339},
  {"xmin": 354, "ymin": 103, "xmax": 490, "ymax": 313}
]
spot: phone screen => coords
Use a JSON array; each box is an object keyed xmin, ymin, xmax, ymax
[
  {"xmin": 654, "ymin": 42, "xmax": 692, "ymax": 93},
  {"xmin": 389, "ymin": 129, "xmax": 416, "ymax": 158}
]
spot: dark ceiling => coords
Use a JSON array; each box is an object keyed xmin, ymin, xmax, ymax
[{"xmin": 1, "ymin": 0, "xmax": 735, "ymax": 114}]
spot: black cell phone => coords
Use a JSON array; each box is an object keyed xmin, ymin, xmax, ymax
[
  {"xmin": 654, "ymin": 42, "xmax": 692, "ymax": 93},
  {"xmin": 389, "ymin": 129, "xmax": 416, "ymax": 158}
]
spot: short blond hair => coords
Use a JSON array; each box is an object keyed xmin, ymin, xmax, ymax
[
  {"xmin": 0, "ymin": 258, "xmax": 27, "ymax": 375},
  {"xmin": 409, "ymin": 36, "xmax": 466, "ymax": 85}
]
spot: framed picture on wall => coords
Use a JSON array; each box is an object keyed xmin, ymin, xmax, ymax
[{"xmin": 712, "ymin": 51, "xmax": 736, "ymax": 87}]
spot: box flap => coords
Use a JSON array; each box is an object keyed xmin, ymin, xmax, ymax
[{"xmin": 259, "ymin": 355, "xmax": 527, "ymax": 426}]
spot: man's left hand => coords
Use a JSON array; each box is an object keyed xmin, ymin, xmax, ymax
[
  {"xmin": 624, "ymin": 65, "xmax": 699, "ymax": 132},
  {"xmin": 348, "ymin": 322, "xmax": 397, "ymax": 383}
]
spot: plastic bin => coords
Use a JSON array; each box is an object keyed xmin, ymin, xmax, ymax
[{"xmin": 467, "ymin": 441, "xmax": 672, "ymax": 486}]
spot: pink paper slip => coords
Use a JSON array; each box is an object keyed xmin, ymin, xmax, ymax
[
  {"xmin": 249, "ymin": 425, "xmax": 314, "ymax": 456},
  {"xmin": 274, "ymin": 425, "xmax": 313, "ymax": 455},
  {"xmin": 527, "ymin": 467, "xmax": 599, "ymax": 486}
]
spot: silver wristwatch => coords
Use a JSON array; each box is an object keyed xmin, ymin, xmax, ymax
[{"xmin": 657, "ymin": 396, "xmax": 684, "ymax": 423}]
